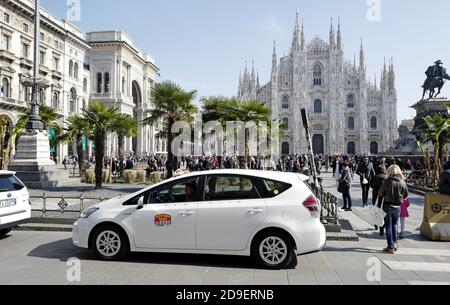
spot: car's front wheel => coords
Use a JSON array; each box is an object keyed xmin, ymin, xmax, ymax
[
  {"xmin": 0, "ymin": 228, "xmax": 12, "ymax": 237},
  {"xmin": 252, "ymin": 231, "xmax": 297, "ymax": 270},
  {"xmin": 91, "ymin": 225, "xmax": 129, "ymax": 261}
]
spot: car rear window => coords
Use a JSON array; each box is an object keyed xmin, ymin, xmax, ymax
[
  {"xmin": 0, "ymin": 175, "xmax": 25, "ymax": 192},
  {"xmin": 256, "ymin": 179, "xmax": 292, "ymax": 198}
]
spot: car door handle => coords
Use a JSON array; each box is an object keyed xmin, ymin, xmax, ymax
[
  {"xmin": 179, "ymin": 211, "xmax": 195, "ymax": 216},
  {"xmin": 247, "ymin": 209, "xmax": 264, "ymax": 215}
]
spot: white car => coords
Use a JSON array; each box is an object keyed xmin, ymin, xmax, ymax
[
  {"xmin": 0, "ymin": 171, "xmax": 31, "ymax": 237},
  {"xmin": 73, "ymin": 170, "xmax": 326, "ymax": 269}
]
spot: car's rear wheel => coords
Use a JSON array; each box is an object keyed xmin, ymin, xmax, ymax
[
  {"xmin": 252, "ymin": 231, "xmax": 297, "ymax": 269},
  {"xmin": 91, "ymin": 225, "xmax": 129, "ymax": 261},
  {"xmin": 0, "ymin": 228, "xmax": 12, "ymax": 237}
]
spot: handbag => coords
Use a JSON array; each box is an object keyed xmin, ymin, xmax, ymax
[
  {"xmin": 367, "ymin": 198, "xmax": 387, "ymax": 227},
  {"xmin": 362, "ymin": 178, "xmax": 369, "ymax": 185}
]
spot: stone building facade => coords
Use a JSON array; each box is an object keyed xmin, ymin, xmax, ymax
[
  {"xmin": 0, "ymin": 0, "xmax": 164, "ymax": 163},
  {"xmin": 238, "ymin": 11, "xmax": 398, "ymax": 155}
]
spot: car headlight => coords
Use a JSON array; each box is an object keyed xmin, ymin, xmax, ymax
[{"xmin": 80, "ymin": 207, "xmax": 99, "ymax": 219}]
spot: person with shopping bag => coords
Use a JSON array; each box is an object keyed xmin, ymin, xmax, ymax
[
  {"xmin": 377, "ymin": 165, "xmax": 409, "ymax": 254},
  {"xmin": 370, "ymin": 165, "xmax": 388, "ymax": 235},
  {"xmin": 356, "ymin": 157, "xmax": 375, "ymax": 207}
]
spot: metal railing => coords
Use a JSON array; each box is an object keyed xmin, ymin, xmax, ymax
[
  {"xmin": 30, "ymin": 193, "xmax": 110, "ymax": 217},
  {"xmin": 30, "ymin": 189, "xmax": 339, "ymax": 225},
  {"xmin": 314, "ymin": 188, "xmax": 339, "ymax": 225}
]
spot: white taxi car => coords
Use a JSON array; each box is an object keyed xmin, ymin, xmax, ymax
[
  {"xmin": 73, "ymin": 170, "xmax": 326, "ymax": 269},
  {"xmin": 0, "ymin": 171, "xmax": 31, "ymax": 237}
]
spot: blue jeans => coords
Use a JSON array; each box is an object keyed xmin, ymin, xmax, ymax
[
  {"xmin": 383, "ymin": 205, "xmax": 400, "ymax": 249},
  {"xmin": 342, "ymin": 188, "xmax": 352, "ymax": 209}
]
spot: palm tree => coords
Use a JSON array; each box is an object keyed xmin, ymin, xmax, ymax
[
  {"xmin": 142, "ymin": 81, "xmax": 197, "ymax": 178},
  {"xmin": 421, "ymin": 114, "xmax": 450, "ymax": 186},
  {"xmin": 59, "ymin": 116, "xmax": 91, "ymax": 176},
  {"xmin": 82, "ymin": 102, "xmax": 120, "ymax": 189},
  {"xmin": 202, "ymin": 97, "xmax": 279, "ymax": 169},
  {"xmin": 111, "ymin": 114, "xmax": 138, "ymax": 175}
]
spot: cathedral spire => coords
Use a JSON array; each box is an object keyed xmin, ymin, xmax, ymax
[
  {"xmin": 359, "ymin": 38, "xmax": 365, "ymax": 69},
  {"xmin": 257, "ymin": 69, "xmax": 260, "ymax": 89},
  {"xmin": 381, "ymin": 58, "xmax": 388, "ymax": 91},
  {"xmin": 336, "ymin": 17, "xmax": 342, "ymax": 50},
  {"xmin": 272, "ymin": 40, "xmax": 278, "ymax": 75},
  {"xmin": 291, "ymin": 9, "xmax": 301, "ymax": 53},
  {"xmin": 251, "ymin": 60, "xmax": 255, "ymax": 80},
  {"xmin": 301, "ymin": 19, "xmax": 306, "ymax": 51},
  {"xmin": 388, "ymin": 57, "xmax": 396, "ymax": 93},
  {"xmin": 329, "ymin": 18, "xmax": 335, "ymax": 49}
]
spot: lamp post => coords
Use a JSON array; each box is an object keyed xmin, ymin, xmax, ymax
[{"xmin": 22, "ymin": 0, "xmax": 48, "ymax": 131}]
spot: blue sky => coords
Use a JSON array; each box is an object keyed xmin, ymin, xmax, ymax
[{"xmin": 42, "ymin": 0, "xmax": 450, "ymax": 122}]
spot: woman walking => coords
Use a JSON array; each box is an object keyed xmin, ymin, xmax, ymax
[
  {"xmin": 378, "ymin": 165, "xmax": 409, "ymax": 254},
  {"xmin": 338, "ymin": 161, "xmax": 353, "ymax": 212},
  {"xmin": 371, "ymin": 165, "xmax": 388, "ymax": 234}
]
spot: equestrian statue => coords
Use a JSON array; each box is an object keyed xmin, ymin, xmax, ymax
[{"xmin": 422, "ymin": 60, "xmax": 450, "ymax": 100}]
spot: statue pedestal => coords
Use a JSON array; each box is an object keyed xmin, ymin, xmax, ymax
[
  {"xmin": 387, "ymin": 98, "xmax": 450, "ymax": 155},
  {"xmin": 9, "ymin": 130, "xmax": 70, "ymax": 189}
]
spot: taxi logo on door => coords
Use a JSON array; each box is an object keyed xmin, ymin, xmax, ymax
[{"xmin": 154, "ymin": 214, "xmax": 172, "ymax": 227}]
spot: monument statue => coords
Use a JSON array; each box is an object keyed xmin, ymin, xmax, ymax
[{"xmin": 422, "ymin": 60, "xmax": 450, "ymax": 100}]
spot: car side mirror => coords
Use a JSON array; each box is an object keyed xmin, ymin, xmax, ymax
[{"xmin": 136, "ymin": 196, "xmax": 145, "ymax": 210}]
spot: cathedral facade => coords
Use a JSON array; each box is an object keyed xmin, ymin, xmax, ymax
[{"xmin": 237, "ymin": 11, "xmax": 398, "ymax": 156}]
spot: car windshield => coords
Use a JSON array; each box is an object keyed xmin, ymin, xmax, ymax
[{"xmin": 0, "ymin": 175, "xmax": 25, "ymax": 192}]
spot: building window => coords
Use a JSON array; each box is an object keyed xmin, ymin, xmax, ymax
[
  {"xmin": 314, "ymin": 99, "xmax": 322, "ymax": 113},
  {"xmin": 282, "ymin": 96, "xmax": 289, "ymax": 109},
  {"xmin": 69, "ymin": 60, "xmax": 73, "ymax": 77},
  {"xmin": 39, "ymin": 51, "xmax": 45, "ymax": 65},
  {"xmin": 53, "ymin": 57, "xmax": 60, "ymax": 71},
  {"xmin": 23, "ymin": 85, "xmax": 30, "ymax": 102},
  {"xmin": 122, "ymin": 76, "xmax": 126, "ymax": 94},
  {"xmin": 1, "ymin": 78, "xmax": 10, "ymax": 97},
  {"xmin": 348, "ymin": 117, "xmax": 355, "ymax": 130},
  {"xmin": 52, "ymin": 92, "xmax": 59, "ymax": 109},
  {"xmin": 371, "ymin": 116, "xmax": 378, "ymax": 129},
  {"xmin": 82, "ymin": 99, "xmax": 86, "ymax": 110},
  {"xmin": 54, "ymin": 40, "xmax": 59, "ymax": 49},
  {"xmin": 39, "ymin": 88, "xmax": 45, "ymax": 105},
  {"xmin": 74, "ymin": 63, "xmax": 79, "ymax": 79},
  {"xmin": 97, "ymin": 73, "xmax": 102, "ymax": 93},
  {"xmin": 313, "ymin": 64, "xmax": 322, "ymax": 86},
  {"xmin": 23, "ymin": 23, "xmax": 29, "ymax": 33},
  {"xmin": 104, "ymin": 73, "xmax": 110, "ymax": 93},
  {"xmin": 3, "ymin": 13, "xmax": 10, "ymax": 23},
  {"xmin": 282, "ymin": 117, "xmax": 289, "ymax": 130},
  {"xmin": 83, "ymin": 78, "xmax": 88, "ymax": 92},
  {"xmin": 2, "ymin": 34, "xmax": 10, "ymax": 50},
  {"xmin": 22, "ymin": 43, "xmax": 30, "ymax": 59},
  {"xmin": 40, "ymin": 32, "xmax": 45, "ymax": 41},
  {"xmin": 347, "ymin": 94, "xmax": 355, "ymax": 108},
  {"xmin": 69, "ymin": 88, "xmax": 77, "ymax": 112}
]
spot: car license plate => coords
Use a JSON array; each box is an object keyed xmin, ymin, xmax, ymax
[{"xmin": 0, "ymin": 199, "xmax": 16, "ymax": 208}]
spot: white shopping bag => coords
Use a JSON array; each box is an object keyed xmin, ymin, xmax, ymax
[{"xmin": 367, "ymin": 200, "xmax": 386, "ymax": 227}]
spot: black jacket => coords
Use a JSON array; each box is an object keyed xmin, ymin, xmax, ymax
[
  {"xmin": 378, "ymin": 177, "xmax": 408, "ymax": 206},
  {"xmin": 356, "ymin": 163, "xmax": 375, "ymax": 184},
  {"xmin": 371, "ymin": 174, "xmax": 387, "ymax": 197}
]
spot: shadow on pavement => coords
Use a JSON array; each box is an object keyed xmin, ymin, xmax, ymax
[
  {"xmin": 27, "ymin": 238, "xmax": 256, "ymax": 269},
  {"xmin": 323, "ymin": 247, "xmax": 382, "ymax": 254}
]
